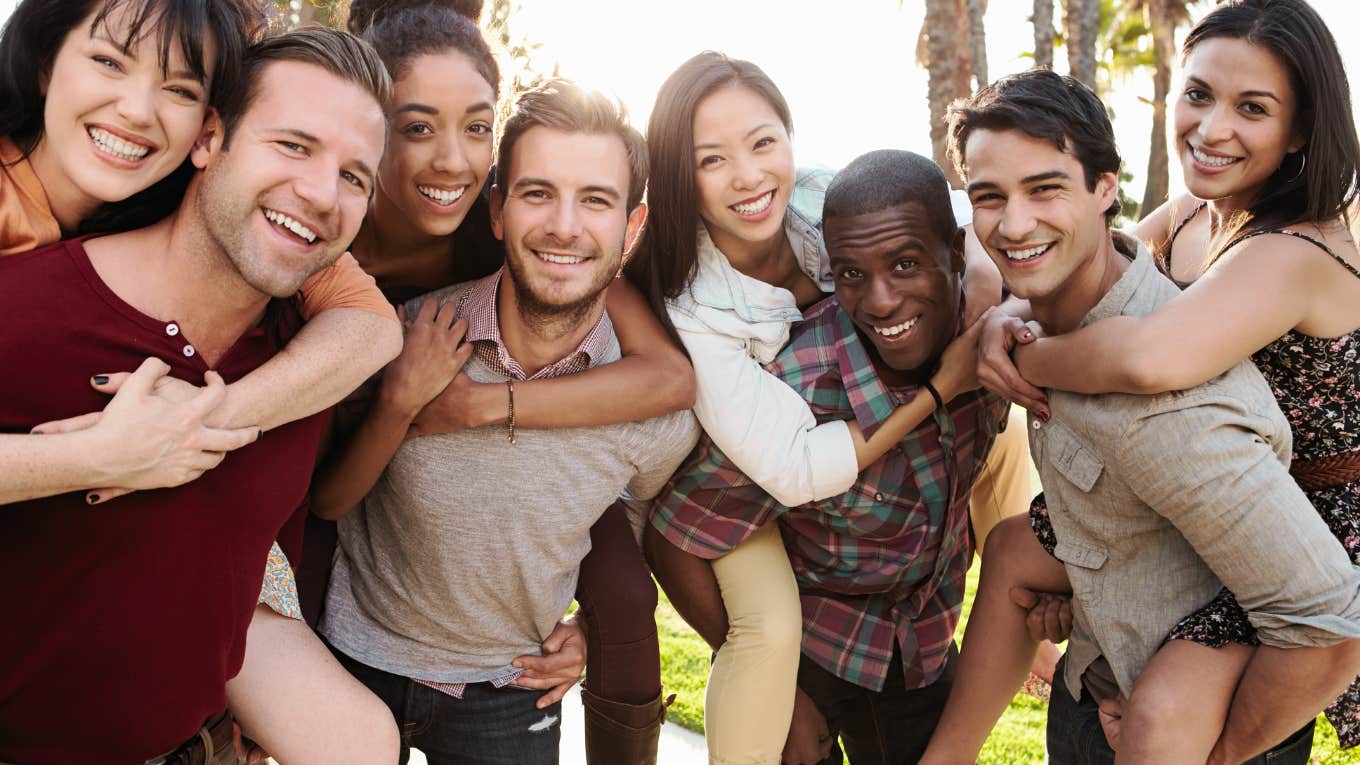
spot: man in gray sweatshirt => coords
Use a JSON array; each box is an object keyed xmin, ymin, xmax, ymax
[{"xmin": 315, "ymin": 79, "xmax": 699, "ymax": 764}]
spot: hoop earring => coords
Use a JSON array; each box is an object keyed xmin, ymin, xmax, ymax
[{"xmin": 1289, "ymin": 150, "xmax": 1307, "ymax": 182}]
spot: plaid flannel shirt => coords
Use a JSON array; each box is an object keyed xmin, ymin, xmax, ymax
[{"xmin": 652, "ymin": 298, "xmax": 1007, "ymax": 691}]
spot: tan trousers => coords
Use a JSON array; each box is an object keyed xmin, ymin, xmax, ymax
[
  {"xmin": 705, "ymin": 522, "xmax": 804, "ymax": 765},
  {"xmin": 969, "ymin": 405, "xmax": 1035, "ymax": 553}
]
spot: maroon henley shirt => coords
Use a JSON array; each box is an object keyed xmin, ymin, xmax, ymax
[{"xmin": 0, "ymin": 239, "xmax": 327, "ymax": 765}]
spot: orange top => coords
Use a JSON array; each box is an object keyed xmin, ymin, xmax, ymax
[
  {"xmin": 0, "ymin": 137, "xmax": 62, "ymax": 257},
  {"xmin": 295, "ymin": 251, "xmax": 392, "ymax": 321},
  {"xmin": 0, "ymin": 136, "xmax": 392, "ymax": 321}
]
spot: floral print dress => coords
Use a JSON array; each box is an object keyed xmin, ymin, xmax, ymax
[
  {"xmin": 258, "ymin": 541, "xmax": 302, "ymax": 620},
  {"xmin": 1164, "ymin": 316, "xmax": 1360, "ymax": 748}
]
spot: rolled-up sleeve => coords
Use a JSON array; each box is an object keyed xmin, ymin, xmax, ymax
[
  {"xmin": 1118, "ymin": 391, "xmax": 1360, "ymax": 647},
  {"xmin": 679, "ymin": 323, "xmax": 857, "ymax": 508}
]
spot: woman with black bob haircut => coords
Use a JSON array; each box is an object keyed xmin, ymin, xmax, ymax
[{"xmin": 0, "ymin": 0, "xmax": 254, "ymax": 234}]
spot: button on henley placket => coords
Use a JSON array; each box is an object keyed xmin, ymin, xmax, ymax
[{"xmin": 166, "ymin": 321, "xmax": 195, "ymax": 358}]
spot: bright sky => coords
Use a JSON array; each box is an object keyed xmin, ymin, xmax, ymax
[
  {"xmin": 3, "ymin": 0, "xmax": 1356, "ymax": 201},
  {"xmin": 507, "ymin": 0, "xmax": 1360, "ymax": 201}
]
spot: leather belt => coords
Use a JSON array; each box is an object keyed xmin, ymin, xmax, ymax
[
  {"xmin": 1290, "ymin": 447, "xmax": 1360, "ymax": 492},
  {"xmin": 145, "ymin": 711, "xmax": 236, "ymax": 765}
]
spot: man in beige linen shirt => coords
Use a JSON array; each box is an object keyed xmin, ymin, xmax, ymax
[{"xmin": 951, "ymin": 69, "xmax": 1360, "ymax": 764}]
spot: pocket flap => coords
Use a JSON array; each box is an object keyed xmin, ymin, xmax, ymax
[
  {"xmin": 1053, "ymin": 539, "xmax": 1108, "ymax": 570},
  {"xmin": 1047, "ymin": 423, "xmax": 1104, "ymax": 492}
]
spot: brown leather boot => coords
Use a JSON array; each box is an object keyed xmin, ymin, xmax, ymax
[{"xmin": 580, "ymin": 688, "xmax": 671, "ymax": 765}]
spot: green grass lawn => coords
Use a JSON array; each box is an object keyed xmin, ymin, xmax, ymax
[{"xmin": 655, "ymin": 561, "xmax": 1358, "ymax": 763}]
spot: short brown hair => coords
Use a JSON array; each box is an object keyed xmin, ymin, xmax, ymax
[
  {"xmin": 947, "ymin": 68, "xmax": 1121, "ymax": 221},
  {"xmin": 216, "ymin": 26, "xmax": 392, "ymax": 146},
  {"xmin": 497, "ymin": 79, "xmax": 648, "ymax": 211}
]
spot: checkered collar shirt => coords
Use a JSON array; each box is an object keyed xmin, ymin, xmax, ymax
[
  {"xmin": 454, "ymin": 269, "xmax": 614, "ymax": 381},
  {"xmin": 655, "ymin": 299, "xmax": 1006, "ymax": 691}
]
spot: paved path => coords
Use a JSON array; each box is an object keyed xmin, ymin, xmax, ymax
[{"xmin": 406, "ymin": 685, "xmax": 707, "ymax": 764}]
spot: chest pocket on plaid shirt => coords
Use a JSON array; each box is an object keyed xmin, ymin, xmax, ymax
[{"xmin": 822, "ymin": 482, "xmax": 932, "ymax": 543}]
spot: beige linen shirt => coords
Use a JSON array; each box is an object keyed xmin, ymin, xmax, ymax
[{"xmin": 1035, "ymin": 234, "xmax": 1360, "ymax": 700}]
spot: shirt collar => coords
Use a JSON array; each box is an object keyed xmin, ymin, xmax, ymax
[
  {"xmin": 685, "ymin": 225, "xmax": 806, "ymax": 323},
  {"xmin": 1079, "ymin": 231, "xmax": 1153, "ymax": 328},
  {"xmin": 826, "ymin": 301, "xmax": 904, "ymax": 437},
  {"xmin": 458, "ymin": 268, "xmax": 614, "ymax": 379}
]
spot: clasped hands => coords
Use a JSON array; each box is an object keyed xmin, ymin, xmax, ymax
[
  {"xmin": 1011, "ymin": 586, "xmax": 1130, "ymax": 750},
  {"xmin": 975, "ymin": 306, "xmax": 1048, "ymax": 417}
]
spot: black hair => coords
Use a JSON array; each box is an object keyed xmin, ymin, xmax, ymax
[
  {"xmin": 0, "ymin": 0, "xmax": 260, "ymax": 234},
  {"xmin": 948, "ymin": 67, "xmax": 1122, "ymax": 221},
  {"xmin": 348, "ymin": 0, "xmax": 503, "ymax": 284},
  {"xmin": 347, "ymin": 0, "xmax": 498, "ymax": 97},
  {"xmin": 624, "ymin": 51, "xmax": 794, "ymax": 350},
  {"xmin": 1182, "ymin": 0, "xmax": 1359, "ymax": 267},
  {"xmin": 348, "ymin": 0, "xmax": 482, "ymax": 34},
  {"xmin": 0, "ymin": 0, "xmax": 258, "ymax": 151},
  {"xmin": 825, "ymin": 149, "xmax": 959, "ymax": 255}
]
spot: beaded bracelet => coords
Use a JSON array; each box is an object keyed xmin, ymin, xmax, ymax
[{"xmin": 505, "ymin": 379, "xmax": 517, "ymax": 445}]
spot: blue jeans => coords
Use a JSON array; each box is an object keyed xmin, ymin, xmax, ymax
[
  {"xmin": 1046, "ymin": 656, "xmax": 1314, "ymax": 765},
  {"xmin": 329, "ymin": 643, "xmax": 561, "ymax": 765}
]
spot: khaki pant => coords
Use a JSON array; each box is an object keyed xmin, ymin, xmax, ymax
[
  {"xmin": 705, "ymin": 522, "xmax": 803, "ymax": 765},
  {"xmin": 969, "ymin": 406, "xmax": 1035, "ymax": 554}
]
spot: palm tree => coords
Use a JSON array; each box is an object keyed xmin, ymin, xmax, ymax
[
  {"xmin": 1092, "ymin": 0, "xmax": 1194, "ymax": 218},
  {"xmin": 1064, "ymin": 0, "xmax": 1101, "ymax": 88},
  {"xmin": 919, "ymin": 0, "xmax": 971, "ymax": 186},
  {"xmin": 916, "ymin": 0, "xmax": 987, "ymax": 187},
  {"xmin": 1033, "ymin": 0, "xmax": 1055, "ymax": 69},
  {"xmin": 1138, "ymin": 0, "xmax": 1193, "ymax": 217},
  {"xmin": 968, "ymin": 0, "xmax": 989, "ymax": 87}
]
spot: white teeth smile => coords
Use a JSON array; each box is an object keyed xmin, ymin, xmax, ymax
[
  {"xmin": 731, "ymin": 191, "xmax": 774, "ymax": 216},
  {"xmin": 536, "ymin": 251, "xmax": 586, "ymax": 265},
  {"xmin": 1191, "ymin": 146, "xmax": 1239, "ymax": 168},
  {"xmin": 874, "ymin": 316, "xmax": 919, "ymax": 337},
  {"xmin": 1005, "ymin": 243, "xmax": 1052, "ymax": 261},
  {"xmin": 87, "ymin": 127, "xmax": 150, "ymax": 161},
  {"xmin": 264, "ymin": 209, "xmax": 317, "ymax": 243},
  {"xmin": 418, "ymin": 185, "xmax": 467, "ymax": 206}
]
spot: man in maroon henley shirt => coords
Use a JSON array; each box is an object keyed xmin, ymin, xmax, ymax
[{"xmin": 0, "ymin": 31, "xmax": 389, "ymax": 765}]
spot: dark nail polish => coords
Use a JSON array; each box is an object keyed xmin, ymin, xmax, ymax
[
  {"xmin": 1039, "ymin": 410, "xmax": 1051, "ymax": 422},
  {"xmin": 86, "ymin": 493, "xmax": 100, "ymax": 505},
  {"xmin": 92, "ymin": 375, "xmax": 109, "ymax": 385}
]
